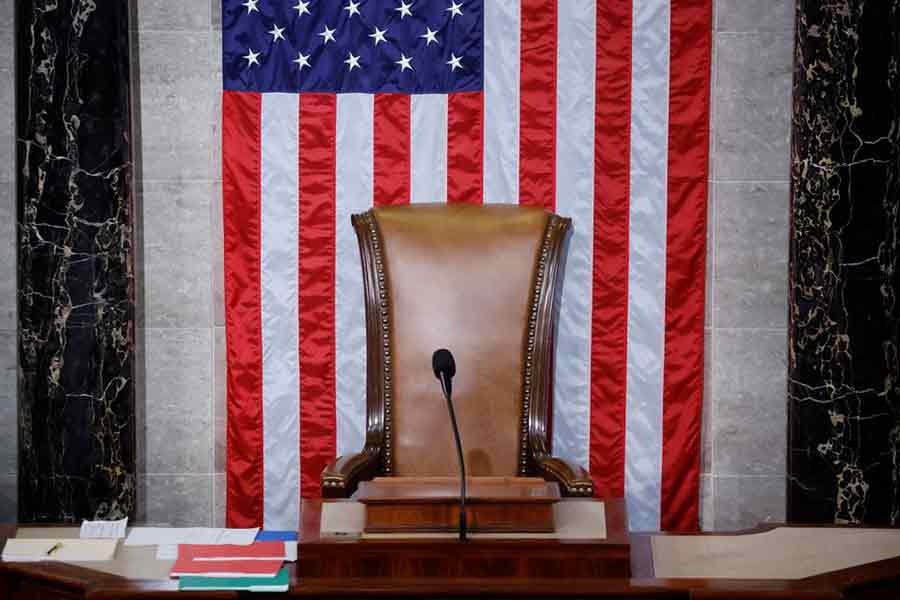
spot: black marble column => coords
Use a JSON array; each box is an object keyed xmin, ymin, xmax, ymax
[
  {"xmin": 17, "ymin": 1, "xmax": 135, "ymax": 521},
  {"xmin": 788, "ymin": 0, "xmax": 900, "ymax": 524}
]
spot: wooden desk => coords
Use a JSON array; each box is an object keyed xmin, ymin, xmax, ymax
[
  {"xmin": 1, "ymin": 501, "xmax": 900, "ymax": 599},
  {"xmin": 300, "ymin": 498, "xmax": 630, "ymax": 578}
]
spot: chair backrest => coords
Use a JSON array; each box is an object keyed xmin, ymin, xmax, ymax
[{"xmin": 352, "ymin": 204, "xmax": 570, "ymax": 478}]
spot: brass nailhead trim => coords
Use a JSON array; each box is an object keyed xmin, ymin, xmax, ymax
[
  {"xmin": 519, "ymin": 217, "xmax": 560, "ymax": 475},
  {"xmin": 365, "ymin": 213, "xmax": 394, "ymax": 474}
]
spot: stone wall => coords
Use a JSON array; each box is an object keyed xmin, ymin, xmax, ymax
[
  {"xmin": 133, "ymin": 0, "xmax": 224, "ymax": 526},
  {"xmin": 0, "ymin": 0, "xmax": 15, "ymax": 522},
  {"xmin": 702, "ymin": 0, "xmax": 794, "ymax": 530}
]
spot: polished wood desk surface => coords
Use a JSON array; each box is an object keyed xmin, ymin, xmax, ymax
[{"xmin": 1, "ymin": 499, "xmax": 899, "ymax": 599}]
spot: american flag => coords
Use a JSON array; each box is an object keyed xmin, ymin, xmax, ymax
[{"xmin": 222, "ymin": 0, "xmax": 711, "ymax": 532}]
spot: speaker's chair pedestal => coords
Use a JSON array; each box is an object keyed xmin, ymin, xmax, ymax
[{"xmin": 298, "ymin": 497, "xmax": 631, "ymax": 579}]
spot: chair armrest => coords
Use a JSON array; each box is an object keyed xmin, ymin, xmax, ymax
[
  {"xmin": 534, "ymin": 455, "xmax": 594, "ymax": 497},
  {"xmin": 321, "ymin": 450, "xmax": 381, "ymax": 498}
]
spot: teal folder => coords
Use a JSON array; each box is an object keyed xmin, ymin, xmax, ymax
[{"xmin": 178, "ymin": 567, "xmax": 289, "ymax": 592}]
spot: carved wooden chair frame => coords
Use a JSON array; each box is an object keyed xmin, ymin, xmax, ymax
[{"xmin": 321, "ymin": 209, "xmax": 594, "ymax": 498}]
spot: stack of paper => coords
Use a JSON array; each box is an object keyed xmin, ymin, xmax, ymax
[
  {"xmin": 80, "ymin": 518, "xmax": 128, "ymax": 539},
  {"xmin": 123, "ymin": 526, "xmax": 259, "ymax": 559},
  {"xmin": 168, "ymin": 540, "xmax": 290, "ymax": 591},
  {"xmin": 1, "ymin": 539, "xmax": 118, "ymax": 562}
]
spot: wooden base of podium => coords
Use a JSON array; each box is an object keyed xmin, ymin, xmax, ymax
[
  {"xmin": 299, "ymin": 498, "xmax": 632, "ymax": 579},
  {"xmin": 356, "ymin": 477, "xmax": 560, "ymax": 533}
]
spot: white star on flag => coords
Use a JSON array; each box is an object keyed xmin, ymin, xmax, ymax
[
  {"xmin": 369, "ymin": 26, "xmax": 388, "ymax": 46},
  {"xmin": 293, "ymin": 51, "xmax": 311, "ymax": 70},
  {"xmin": 420, "ymin": 26, "xmax": 439, "ymax": 46},
  {"xmin": 242, "ymin": 0, "xmax": 259, "ymax": 14},
  {"xmin": 395, "ymin": 1, "xmax": 413, "ymax": 19},
  {"xmin": 396, "ymin": 53, "xmax": 413, "ymax": 71},
  {"xmin": 344, "ymin": 52, "xmax": 361, "ymax": 71},
  {"xmin": 446, "ymin": 53, "xmax": 463, "ymax": 71},
  {"xmin": 344, "ymin": 0, "xmax": 362, "ymax": 17},
  {"xmin": 446, "ymin": 1, "xmax": 463, "ymax": 18},
  {"xmin": 319, "ymin": 25, "xmax": 336, "ymax": 45},
  {"xmin": 294, "ymin": 0, "xmax": 311, "ymax": 17},
  {"xmin": 243, "ymin": 48, "xmax": 261, "ymax": 66},
  {"xmin": 268, "ymin": 24, "xmax": 286, "ymax": 42}
]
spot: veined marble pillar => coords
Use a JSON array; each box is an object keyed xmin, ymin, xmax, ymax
[
  {"xmin": 17, "ymin": 1, "xmax": 135, "ymax": 521},
  {"xmin": 789, "ymin": 0, "xmax": 900, "ymax": 524}
]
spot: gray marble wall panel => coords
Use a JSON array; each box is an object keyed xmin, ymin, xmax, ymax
[
  {"xmin": 143, "ymin": 474, "xmax": 213, "ymax": 527},
  {"xmin": 0, "ymin": 183, "xmax": 15, "ymax": 330},
  {"xmin": 138, "ymin": 31, "xmax": 214, "ymax": 183},
  {"xmin": 0, "ymin": 475, "xmax": 15, "ymax": 523},
  {"xmin": 715, "ymin": 0, "xmax": 795, "ymax": 33},
  {"xmin": 704, "ymin": 0, "xmax": 793, "ymax": 530},
  {"xmin": 712, "ymin": 330, "xmax": 787, "ymax": 477},
  {"xmin": 713, "ymin": 31, "xmax": 793, "ymax": 181},
  {"xmin": 714, "ymin": 182, "xmax": 789, "ymax": 330},
  {"xmin": 133, "ymin": 2, "xmax": 221, "ymax": 526},
  {"xmin": 0, "ymin": 330, "xmax": 15, "ymax": 478},
  {"xmin": 0, "ymin": 0, "xmax": 14, "ymax": 523},
  {"xmin": 143, "ymin": 181, "xmax": 213, "ymax": 329},
  {"xmin": 714, "ymin": 475, "xmax": 786, "ymax": 531},
  {"xmin": 145, "ymin": 329, "xmax": 212, "ymax": 475},
  {"xmin": 214, "ymin": 327, "xmax": 226, "ymax": 474},
  {"xmin": 0, "ymin": 27, "xmax": 13, "ymax": 187}
]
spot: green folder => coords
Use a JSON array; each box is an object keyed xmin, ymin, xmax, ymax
[{"xmin": 178, "ymin": 567, "xmax": 289, "ymax": 592}]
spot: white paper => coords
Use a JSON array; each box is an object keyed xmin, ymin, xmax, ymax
[
  {"xmin": 80, "ymin": 517, "xmax": 128, "ymax": 539},
  {"xmin": 125, "ymin": 527, "xmax": 218, "ymax": 547},
  {"xmin": 155, "ymin": 544, "xmax": 179, "ymax": 560},
  {"xmin": 125, "ymin": 527, "xmax": 260, "ymax": 550},
  {"xmin": 284, "ymin": 541, "xmax": 297, "ymax": 562},
  {"xmin": 216, "ymin": 528, "xmax": 259, "ymax": 545}
]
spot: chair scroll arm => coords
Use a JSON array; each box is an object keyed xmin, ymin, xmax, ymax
[
  {"xmin": 534, "ymin": 455, "xmax": 594, "ymax": 497},
  {"xmin": 321, "ymin": 450, "xmax": 381, "ymax": 498}
]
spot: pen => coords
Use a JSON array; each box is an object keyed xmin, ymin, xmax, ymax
[{"xmin": 46, "ymin": 542, "xmax": 62, "ymax": 556}]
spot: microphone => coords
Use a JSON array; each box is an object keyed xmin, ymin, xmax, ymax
[{"xmin": 432, "ymin": 348, "xmax": 466, "ymax": 542}]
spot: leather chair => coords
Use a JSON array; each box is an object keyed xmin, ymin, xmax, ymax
[{"xmin": 321, "ymin": 204, "xmax": 594, "ymax": 498}]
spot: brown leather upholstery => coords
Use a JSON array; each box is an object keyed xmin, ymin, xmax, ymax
[
  {"xmin": 377, "ymin": 204, "xmax": 547, "ymax": 477},
  {"xmin": 321, "ymin": 203, "xmax": 594, "ymax": 498}
]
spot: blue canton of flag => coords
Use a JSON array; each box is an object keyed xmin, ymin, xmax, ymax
[{"xmin": 223, "ymin": 0, "xmax": 483, "ymax": 94}]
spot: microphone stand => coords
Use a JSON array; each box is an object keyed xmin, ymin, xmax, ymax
[{"xmin": 439, "ymin": 372, "xmax": 467, "ymax": 542}]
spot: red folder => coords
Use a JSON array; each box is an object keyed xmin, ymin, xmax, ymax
[
  {"xmin": 179, "ymin": 541, "xmax": 286, "ymax": 561},
  {"xmin": 169, "ymin": 557, "xmax": 283, "ymax": 578}
]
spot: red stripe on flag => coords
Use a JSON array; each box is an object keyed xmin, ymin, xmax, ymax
[
  {"xmin": 447, "ymin": 92, "xmax": 484, "ymax": 204},
  {"xmin": 223, "ymin": 91, "xmax": 264, "ymax": 527},
  {"xmin": 519, "ymin": 0, "xmax": 557, "ymax": 211},
  {"xmin": 298, "ymin": 94, "xmax": 338, "ymax": 499},
  {"xmin": 661, "ymin": 0, "xmax": 711, "ymax": 532},
  {"xmin": 590, "ymin": 0, "xmax": 632, "ymax": 500},
  {"xmin": 373, "ymin": 94, "xmax": 411, "ymax": 206}
]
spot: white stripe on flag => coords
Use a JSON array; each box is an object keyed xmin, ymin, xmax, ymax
[
  {"xmin": 260, "ymin": 93, "xmax": 300, "ymax": 529},
  {"xmin": 483, "ymin": 0, "xmax": 520, "ymax": 204},
  {"xmin": 410, "ymin": 94, "xmax": 448, "ymax": 204},
  {"xmin": 335, "ymin": 94, "xmax": 373, "ymax": 457},
  {"xmin": 552, "ymin": 0, "xmax": 595, "ymax": 469},
  {"xmin": 625, "ymin": 0, "xmax": 670, "ymax": 532}
]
